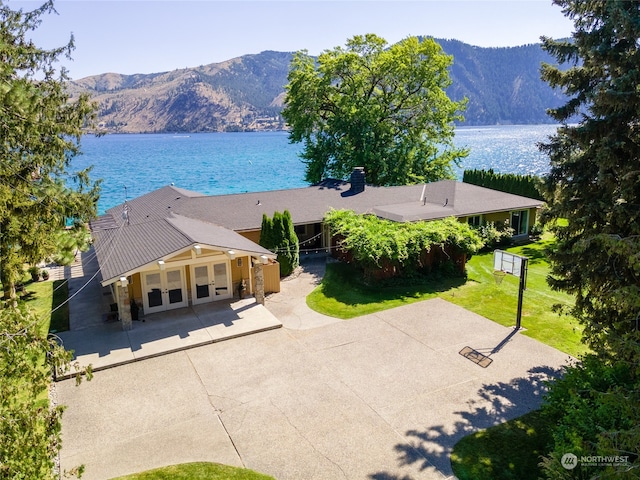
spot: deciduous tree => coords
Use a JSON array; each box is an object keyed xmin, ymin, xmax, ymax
[
  {"xmin": 282, "ymin": 34, "xmax": 468, "ymax": 186},
  {"xmin": 0, "ymin": 306, "xmax": 90, "ymax": 479}
]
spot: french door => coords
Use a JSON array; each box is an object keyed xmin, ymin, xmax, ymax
[
  {"xmin": 191, "ymin": 261, "xmax": 231, "ymax": 305},
  {"xmin": 142, "ymin": 267, "xmax": 188, "ymax": 314},
  {"xmin": 510, "ymin": 210, "xmax": 529, "ymax": 236}
]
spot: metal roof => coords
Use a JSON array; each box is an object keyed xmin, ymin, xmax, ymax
[{"xmin": 92, "ymin": 197, "xmax": 275, "ymax": 285}]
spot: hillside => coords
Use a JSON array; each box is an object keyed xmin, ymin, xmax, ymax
[
  {"xmin": 436, "ymin": 39, "xmax": 566, "ymax": 125},
  {"xmin": 68, "ymin": 41, "xmax": 567, "ymax": 133}
]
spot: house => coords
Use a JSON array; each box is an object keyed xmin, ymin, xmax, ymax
[
  {"xmin": 91, "ymin": 169, "xmax": 542, "ymax": 329},
  {"xmin": 90, "ymin": 186, "xmax": 279, "ymax": 330}
]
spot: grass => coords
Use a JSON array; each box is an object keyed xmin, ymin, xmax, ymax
[
  {"xmin": 307, "ymin": 233, "xmax": 588, "ymax": 358},
  {"xmin": 19, "ymin": 279, "xmax": 70, "ymax": 335},
  {"xmin": 450, "ymin": 410, "xmax": 552, "ymax": 480},
  {"xmin": 111, "ymin": 462, "xmax": 276, "ymax": 480},
  {"xmin": 307, "ymin": 262, "xmax": 466, "ymax": 318}
]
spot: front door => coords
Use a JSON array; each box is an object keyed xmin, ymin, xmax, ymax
[
  {"xmin": 142, "ymin": 267, "xmax": 188, "ymax": 314},
  {"xmin": 213, "ymin": 262, "xmax": 230, "ymax": 298},
  {"xmin": 192, "ymin": 264, "xmax": 214, "ymax": 305},
  {"xmin": 190, "ymin": 260, "xmax": 231, "ymax": 305}
]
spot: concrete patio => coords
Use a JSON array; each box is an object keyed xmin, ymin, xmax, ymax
[
  {"xmin": 55, "ymin": 249, "xmax": 281, "ymax": 376},
  {"xmin": 57, "ymin": 298, "xmax": 281, "ymax": 375}
]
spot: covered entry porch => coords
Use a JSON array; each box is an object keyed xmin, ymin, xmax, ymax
[
  {"xmin": 108, "ymin": 245, "xmax": 280, "ymax": 330},
  {"xmin": 122, "ymin": 246, "xmax": 274, "ymax": 317}
]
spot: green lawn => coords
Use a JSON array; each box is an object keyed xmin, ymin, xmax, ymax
[
  {"xmin": 307, "ymin": 261, "xmax": 466, "ymax": 318},
  {"xmin": 307, "ymin": 234, "xmax": 588, "ymax": 358},
  {"xmin": 450, "ymin": 410, "xmax": 551, "ymax": 480},
  {"xmin": 111, "ymin": 462, "xmax": 275, "ymax": 480},
  {"xmin": 19, "ymin": 279, "xmax": 69, "ymax": 335}
]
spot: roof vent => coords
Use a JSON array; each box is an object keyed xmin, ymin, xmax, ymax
[{"xmin": 350, "ymin": 167, "xmax": 366, "ymax": 194}]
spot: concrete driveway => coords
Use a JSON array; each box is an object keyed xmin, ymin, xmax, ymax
[{"xmin": 57, "ymin": 259, "xmax": 571, "ymax": 480}]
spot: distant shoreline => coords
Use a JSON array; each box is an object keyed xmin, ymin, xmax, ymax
[{"xmin": 84, "ymin": 122, "xmax": 559, "ymax": 136}]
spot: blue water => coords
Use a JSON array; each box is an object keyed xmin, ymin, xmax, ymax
[{"xmin": 72, "ymin": 125, "xmax": 558, "ymax": 214}]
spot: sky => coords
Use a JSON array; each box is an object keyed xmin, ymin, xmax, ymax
[{"xmin": 13, "ymin": 0, "xmax": 575, "ymax": 80}]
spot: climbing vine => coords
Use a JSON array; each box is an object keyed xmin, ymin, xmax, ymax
[{"xmin": 324, "ymin": 209, "xmax": 484, "ymax": 278}]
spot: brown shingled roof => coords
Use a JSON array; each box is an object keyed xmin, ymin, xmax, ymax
[{"xmin": 170, "ymin": 179, "xmax": 541, "ymax": 229}]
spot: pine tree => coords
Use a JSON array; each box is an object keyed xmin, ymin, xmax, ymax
[
  {"xmin": 0, "ymin": 3, "xmax": 94, "ymax": 477},
  {"xmin": 539, "ymin": 1, "xmax": 640, "ymax": 477},
  {"xmin": 540, "ymin": 0, "xmax": 640, "ymax": 356},
  {"xmin": 0, "ymin": 1, "xmax": 100, "ymax": 300}
]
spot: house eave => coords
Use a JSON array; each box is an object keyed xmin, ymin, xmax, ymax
[{"xmin": 99, "ymin": 242, "xmax": 276, "ymax": 287}]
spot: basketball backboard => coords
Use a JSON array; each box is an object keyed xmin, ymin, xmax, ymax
[
  {"xmin": 493, "ymin": 249, "xmax": 529, "ymax": 329},
  {"xmin": 494, "ymin": 249, "xmax": 526, "ymax": 277}
]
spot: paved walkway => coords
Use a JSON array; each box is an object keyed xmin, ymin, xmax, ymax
[{"xmin": 55, "ymin": 254, "xmax": 572, "ymax": 480}]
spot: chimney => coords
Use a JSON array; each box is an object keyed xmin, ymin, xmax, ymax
[{"xmin": 350, "ymin": 167, "xmax": 366, "ymax": 194}]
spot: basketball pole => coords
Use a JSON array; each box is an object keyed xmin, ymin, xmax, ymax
[{"xmin": 515, "ymin": 257, "xmax": 529, "ymax": 330}]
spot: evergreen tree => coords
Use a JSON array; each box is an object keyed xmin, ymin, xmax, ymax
[
  {"xmin": 540, "ymin": 0, "xmax": 640, "ymax": 359},
  {"xmin": 281, "ymin": 210, "xmax": 299, "ymax": 276},
  {"xmin": 539, "ymin": 1, "xmax": 640, "ymax": 477},
  {"xmin": 0, "ymin": 3, "xmax": 94, "ymax": 476},
  {"xmin": 258, "ymin": 210, "xmax": 299, "ymax": 277},
  {"xmin": 259, "ymin": 213, "xmax": 274, "ymax": 250},
  {"xmin": 0, "ymin": 0, "xmax": 100, "ymax": 300}
]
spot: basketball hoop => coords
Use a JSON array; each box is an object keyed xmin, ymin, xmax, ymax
[
  {"xmin": 493, "ymin": 270, "xmax": 507, "ymax": 285},
  {"xmin": 493, "ymin": 249, "xmax": 530, "ymax": 330}
]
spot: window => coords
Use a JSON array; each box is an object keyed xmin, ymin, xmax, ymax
[
  {"xmin": 510, "ymin": 210, "xmax": 529, "ymax": 235},
  {"xmin": 467, "ymin": 215, "xmax": 482, "ymax": 227}
]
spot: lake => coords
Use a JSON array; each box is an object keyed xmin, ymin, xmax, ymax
[{"xmin": 71, "ymin": 124, "xmax": 558, "ymax": 214}]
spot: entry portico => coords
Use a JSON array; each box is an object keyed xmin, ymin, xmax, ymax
[{"xmin": 91, "ymin": 186, "xmax": 278, "ymax": 329}]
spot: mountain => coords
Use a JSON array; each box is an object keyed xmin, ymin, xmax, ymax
[
  {"xmin": 68, "ymin": 51, "xmax": 291, "ymax": 133},
  {"xmin": 435, "ymin": 39, "xmax": 567, "ymax": 125},
  {"xmin": 68, "ymin": 41, "xmax": 567, "ymax": 134}
]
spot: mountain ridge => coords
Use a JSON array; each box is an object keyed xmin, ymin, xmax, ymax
[{"xmin": 67, "ymin": 40, "xmax": 566, "ymax": 133}]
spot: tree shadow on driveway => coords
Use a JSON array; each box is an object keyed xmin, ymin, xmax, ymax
[{"xmin": 368, "ymin": 365, "xmax": 565, "ymax": 480}]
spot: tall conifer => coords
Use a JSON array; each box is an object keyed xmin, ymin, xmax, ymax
[
  {"xmin": 540, "ymin": 0, "xmax": 640, "ymax": 355},
  {"xmin": 0, "ymin": 1, "xmax": 100, "ymax": 300},
  {"xmin": 539, "ymin": 1, "xmax": 640, "ymax": 476},
  {"xmin": 259, "ymin": 210, "xmax": 299, "ymax": 276}
]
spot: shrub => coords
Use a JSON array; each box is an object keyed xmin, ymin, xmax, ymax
[
  {"xmin": 474, "ymin": 221, "xmax": 514, "ymax": 251},
  {"xmin": 28, "ymin": 266, "xmax": 40, "ymax": 282},
  {"xmin": 529, "ymin": 222, "xmax": 543, "ymax": 238}
]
